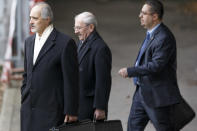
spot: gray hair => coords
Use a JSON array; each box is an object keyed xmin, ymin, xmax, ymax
[
  {"xmin": 75, "ymin": 12, "xmax": 98, "ymax": 27},
  {"xmin": 34, "ymin": 2, "xmax": 54, "ymax": 24}
]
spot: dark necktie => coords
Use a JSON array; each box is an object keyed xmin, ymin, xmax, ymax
[
  {"xmin": 133, "ymin": 32, "xmax": 150, "ymax": 85},
  {"xmin": 77, "ymin": 41, "xmax": 83, "ymax": 53}
]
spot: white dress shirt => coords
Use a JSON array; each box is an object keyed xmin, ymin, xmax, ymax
[{"xmin": 33, "ymin": 24, "xmax": 54, "ymax": 64}]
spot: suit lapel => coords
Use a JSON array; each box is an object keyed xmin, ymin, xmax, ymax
[
  {"xmin": 136, "ymin": 24, "xmax": 163, "ymax": 64},
  {"xmin": 27, "ymin": 35, "xmax": 35, "ymax": 71},
  {"xmin": 78, "ymin": 31, "xmax": 97, "ymax": 65},
  {"xmin": 140, "ymin": 35, "xmax": 154, "ymax": 57},
  {"xmin": 78, "ymin": 39, "xmax": 92, "ymax": 65},
  {"xmin": 33, "ymin": 29, "xmax": 57, "ymax": 67}
]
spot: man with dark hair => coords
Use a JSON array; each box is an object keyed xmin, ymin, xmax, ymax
[
  {"xmin": 21, "ymin": 2, "xmax": 79, "ymax": 131},
  {"xmin": 119, "ymin": 0, "xmax": 181, "ymax": 130}
]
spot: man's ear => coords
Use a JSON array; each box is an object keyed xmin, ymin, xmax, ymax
[
  {"xmin": 153, "ymin": 13, "xmax": 159, "ymax": 21},
  {"xmin": 46, "ymin": 17, "xmax": 51, "ymax": 24},
  {"xmin": 89, "ymin": 24, "xmax": 95, "ymax": 32}
]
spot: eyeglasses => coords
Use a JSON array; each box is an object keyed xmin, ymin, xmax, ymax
[
  {"xmin": 140, "ymin": 11, "xmax": 153, "ymax": 16},
  {"xmin": 73, "ymin": 25, "xmax": 89, "ymax": 30}
]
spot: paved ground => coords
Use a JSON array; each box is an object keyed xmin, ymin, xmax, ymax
[{"xmin": 0, "ymin": 0, "xmax": 197, "ymax": 131}]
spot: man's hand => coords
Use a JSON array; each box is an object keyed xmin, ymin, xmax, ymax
[
  {"xmin": 118, "ymin": 68, "xmax": 128, "ymax": 78},
  {"xmin": 64, "ymin": 115, "xmax": 78, "ymax": 123},
  {"xmin": 94, "ymin": 109, "xmax": 106, "ymax": 120}
]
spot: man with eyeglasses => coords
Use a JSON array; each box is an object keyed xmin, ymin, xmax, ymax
[
  {"xmin": 119, "ymin": 0, "xmax": 181, "ymax": 130},
  {"xmin": 74, "ymin": 12, "xmax": 112, "ymax": 121}
]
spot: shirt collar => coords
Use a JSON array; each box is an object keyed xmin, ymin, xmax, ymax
[
  {"xmin": 147, "ymin": 23, "xmax": 161, "ymax": 37},
  {"xmin": 81, "ymin": 29, "xmax": 96, "ymax": 44},
  {"xmin": 36, "ymin": 24, "xmax": 54, "ymax": 39}
]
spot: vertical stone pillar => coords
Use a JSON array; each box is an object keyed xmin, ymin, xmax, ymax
[{"xmin": 0, "ymin": 0, "xmax": 5, "ymax": 64}]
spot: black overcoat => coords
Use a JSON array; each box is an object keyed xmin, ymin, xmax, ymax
[
  {"xmin": 21, "ymin": 28, "xmax": 79, "ymax": 131},
  {"xmin": 77, "ymin": 30, "xmax": 112, "ymax": 120}
]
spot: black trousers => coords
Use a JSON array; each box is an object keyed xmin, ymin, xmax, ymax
[{"xmin": 127, "ymin": 88, "xmax": 178, "ymax": 131}]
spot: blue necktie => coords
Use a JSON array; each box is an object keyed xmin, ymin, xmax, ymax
[{"xmin": 133, "ymin": 32, "xmax": 150, "ymax": 85}]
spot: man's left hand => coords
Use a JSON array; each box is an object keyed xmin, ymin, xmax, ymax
[{"xmin": 94, "ymin": 109, "xmax": 106, "ymax": 120}]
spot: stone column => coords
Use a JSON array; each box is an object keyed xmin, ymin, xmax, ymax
[{"xmin": 0, "ymin": 0, "xmax": 6, "ymax": 64}]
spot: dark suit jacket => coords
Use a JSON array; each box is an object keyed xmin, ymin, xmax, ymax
[
  {"xmin": 127, "ymin": 23, "xmax": 181, "ymax": 108},
  {"xmin": 78, "ymin": 30, "xmax": 112, "ymax": 120},
  {"xmin": 21, "ymin": 28, "xmax": 79, "ymax": 131}
]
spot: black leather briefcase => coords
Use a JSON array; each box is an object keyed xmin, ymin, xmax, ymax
[
  {"xmin": 94, "ymin": 120, "xmax": 123, "ymax": 131},
  {"xmin": 174, "ymin": 97, "xmax": 195, "ymax": 130},
  {"xmin": 49, "ymin": 120, "xmax": 123, "ymax": 131}
]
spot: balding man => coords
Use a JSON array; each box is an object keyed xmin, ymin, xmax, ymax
[
  {"xmin": 21, "ymin": 2, "xmax": 79, "ymax": 131},
  {"xmin": 74, "ymin": 12, "xmax": 112, "ymax": 121}
]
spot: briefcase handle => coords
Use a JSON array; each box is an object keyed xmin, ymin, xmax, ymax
[{"xmin": 93, "ymin": 115, "xmax": 106, "ymax": 123}]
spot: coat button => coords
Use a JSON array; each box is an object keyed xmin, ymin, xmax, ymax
[{"xmin": 79, "ymin": 67, "xmax": 83, "ymax": 71}]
